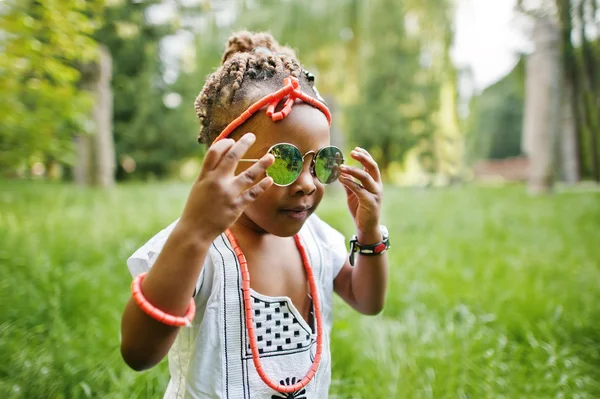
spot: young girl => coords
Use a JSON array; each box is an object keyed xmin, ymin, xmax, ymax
[{"xmin": 120, "ymin": 31, "xmax": 389, "ymax": 399}]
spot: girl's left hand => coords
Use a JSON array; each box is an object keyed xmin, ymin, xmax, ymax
[{"xmin": 338, "ymin": 147, "xmax": 383, "ymax": 242}]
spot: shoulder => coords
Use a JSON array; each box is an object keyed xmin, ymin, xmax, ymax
[
  {"xmin": 126, "ymin": 219, "xmax": 181, "ymax": 277},
  {"xmin": 302, "ymin": 213, "xmax": 348, "ymax": 278},
  {"xmin": 303, "ymin": 213, "xmax": 346, "ymax": 246},
  {"xmin": 126, "ymin": 219, "xmax": 222, "ymax": 279},
  {"xmin": 126, "ymin": 219, "xmax": 223, "ymax": 299}
]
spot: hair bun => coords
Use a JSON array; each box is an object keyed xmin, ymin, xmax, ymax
[{"xmin": 221, "ymin": 30, "xmax": 296, "ymax": 64}]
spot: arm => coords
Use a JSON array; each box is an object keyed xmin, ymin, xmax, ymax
[
  {"xmin": 120, "ymin": 133, "xmax": 274, "ymax": 371},
  {"xmin": 120, "ymin": 223, "xmax": 212, "ymax": 371},
  {"xmin": 333, "ymin": 229, "xmax": 388, "ymax": 315},
  {"xmin": 333, "ymin": 147, "xmax": 388, "ymax": 315}
]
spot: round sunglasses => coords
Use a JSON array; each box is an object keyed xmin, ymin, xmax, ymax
[{"xmin": 239, "ymin": 143, "xmax": 345, "ymax": 186}]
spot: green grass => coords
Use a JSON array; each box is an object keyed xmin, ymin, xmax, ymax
[{"xmin": 1, "ymin": 181, "xmax": 599, "ymax": 398}]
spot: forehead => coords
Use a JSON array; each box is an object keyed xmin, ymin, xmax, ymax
[{"xmin": 241, "ymin": 104, "xmax": 331, "ymax": 153}]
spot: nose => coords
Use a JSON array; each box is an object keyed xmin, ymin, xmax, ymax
[{"xmin": 290, "ymin": 156, "xmax": 317, "ymax": 196}]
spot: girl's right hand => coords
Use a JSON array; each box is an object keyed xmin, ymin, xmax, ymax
[{"xmin": 178, "ymin": 133, "xmax": 274, "ymax": 243}]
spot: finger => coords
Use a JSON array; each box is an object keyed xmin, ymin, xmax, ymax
[
  {"xmin": 214, "ymin": 133, "xmax": 256, "ymax": 173},
  {"xmin": 234, "ymin": 153, "xmax": 275, "ymax": 191},
  {"xmin": 342, "ymin": 183, "xmax": 354, "ymax": 198},
  {"xmin": 350, "ymin": 148, "xmax": 382, "ymax": 182},
  {"xmin": 238, "ymin": 176, "xmax": 274, "ymax": 207},
  {"xmin": 200, "ymin": 139, "xmax": 236, "ymax": 176},
  {"xmin": 339, "ymin": 174, "xmax": 372, "ymax": 201},
  {"xmin": 339, "ymin": 165, "xmax": 380, "ymax": 194}
]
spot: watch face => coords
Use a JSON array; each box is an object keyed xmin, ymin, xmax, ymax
[{"xmin": 380, "ymin": 225, "xmax": 389, "ymax": 239}]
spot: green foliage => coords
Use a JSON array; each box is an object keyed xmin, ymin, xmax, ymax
[
  {"xmin": 234, "ymin": 0, "xmax": 358, "ymax": 92},
  {"xmin": 95, "ymin": 1, "xmax": 200, "ymax": 180},
  {"xmin": 0, "ymin": 0, "xmax": 101, "ymax": 171},
  {"xmin": 1, "ymin": 181, "xmax": 600, "ymax": 398},
  {"xmin": 466, "ymin": 57, "xmax": 525, "ymax": 162},
  {"xmin": 347, "ymin": 0, "xmax": 449, "ymax": 172},
  {"xmin": 1, "ymin": 0, "xmax": 460, "ymax": 180},
  {"xmin": 190, "ymin": 0, "xmax": 456, "ymax": 178}
]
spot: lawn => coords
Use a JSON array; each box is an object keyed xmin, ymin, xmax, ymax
[{"xmin": 1, "ymin": 181, "xmax": 599, "ymax": 398}]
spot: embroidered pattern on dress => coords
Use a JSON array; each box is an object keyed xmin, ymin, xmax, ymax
[
  {"xmin": 246, "ymin": 295, "xmax": 313, "ymax": 356},
  {"xmin": 271, "ymin": 377, "xmax": 307, "ymax": 399}
]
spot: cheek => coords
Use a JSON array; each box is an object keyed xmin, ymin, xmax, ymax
[
  {"xmin": 243, "ymin": 185, "xmax": 283, "ymax": 215},
  {"xmin": 313, "ymin": 185, "xmax": 325, "ymax": 205}
]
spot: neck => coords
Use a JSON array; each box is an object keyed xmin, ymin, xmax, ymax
[{"xmin": 230, "ymin": 213, "xmax": 271, "ymax": 243}]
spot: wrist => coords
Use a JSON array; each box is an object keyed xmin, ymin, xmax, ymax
[
  {"xmin": 356, "ymin": 227, "xmax": 382, "ymax": 245},
  {"xmin": 349, "ymin": 225, "xmax": 390, "ymax": 266},
  {"xmin": 173, "ymin": 219, "xmax": 215, "ymax": 251}
]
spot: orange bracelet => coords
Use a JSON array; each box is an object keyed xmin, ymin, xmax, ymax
[{"xmin": 131, "ymin": 272, "xmax": 196, "ymax": 327}]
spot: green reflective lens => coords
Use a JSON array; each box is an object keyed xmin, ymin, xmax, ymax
[
  {"xmin": 315, "ymin": 146, "xmax": 343, "ymax": 184},
  {"xmin": 263, "ymin": 143, "xmax": 344, "ymax": 186},
  {"xmin": 266, "ymin": 144, "xmax": 303, "ymax": 186}
]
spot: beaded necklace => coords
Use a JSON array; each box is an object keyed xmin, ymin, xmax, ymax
[{"xmin": 225, "ymin": 229, "xmax": 323, "ymax": 394}]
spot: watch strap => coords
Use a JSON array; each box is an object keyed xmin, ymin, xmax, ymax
[{"xmin": 349, "ymin": 226, "xmax": 390, "ymax": 266}]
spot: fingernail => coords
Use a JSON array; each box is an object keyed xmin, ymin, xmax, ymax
[
  {"xmin": 339, "ymin": 164, "xmax": 347, "ymax": 170},
  {"xmin": 243, "ymin": 133, "xmax": 255, "ymax": 142}
]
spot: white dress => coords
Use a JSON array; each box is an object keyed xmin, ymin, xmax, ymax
[{"xmin": 126, "ymin": 214, "xmax": 347, "ymax": 399}]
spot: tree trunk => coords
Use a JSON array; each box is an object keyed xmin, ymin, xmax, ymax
[
  {"xmin": 74, "ymin": 45, "xmax": 115, "ymax": 187},
  {"xmin": 74, "ymin": 134, "xmax": 91, "ymax": 185},
  {"xmin": 556, "ymin": 0, "xmax": 581, "ymax": 182},
  {"xmin": 522, "ymin": 16, "xmax": 561, "ymax": 194},
  {"xmin": 380, "ymin": 136, "xmax": 392, "ymax": 181},
  {"xmin": 579, "ymin": 0, "xmax": 600, "ymax": 182},
  {"xmin": 93, "ymin": 46, "xmax": 115, "ymax": 188},
  {"xmin": 561, "ymin": 80, "xmax": 579, "ymax": 183}
]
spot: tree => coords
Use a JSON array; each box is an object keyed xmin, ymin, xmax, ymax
[
  {"xmin": 574, "ymin": 0, "xmax": 600, "ymax": 182},
  {"xmin": 73, "ymin": 45, "xmax": 115, "ymax": 187},
  {"xmin": 467, "ymin": 58, "xmax": 526, "ymax": 162},
  {"xmin": 517, "ymin": 0, "xmax": 600, "ymax": 183},
  {"xmin": 163, "ymin": 0, "xmax": 457, "ymax": 183},
  {"xmin": 347, "ymin": 0, "xmax": 445, "ymax": 178},
  {"xmin": 0, "ymin": 0, "xmax": 101, "ymax": 173},
  {"xmin": 556, "ymin": 0, "xmax": 582, "ymax": 182},
  {"xmin": 94, "ymin": 0, "xmax": 200, "ymax": 180}
]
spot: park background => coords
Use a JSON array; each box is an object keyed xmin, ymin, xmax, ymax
[{"xmin": 1, "ymin": 0, "xmax": 599, "ymax": 398}]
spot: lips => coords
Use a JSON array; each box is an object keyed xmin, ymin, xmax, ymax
[
  {"xmin": 281, "ymin": 205, "xmax": 312, "ymax": 220},
  {"xmin": 281, "ymin": 205, "xmax": 312, "ymax": 212}
]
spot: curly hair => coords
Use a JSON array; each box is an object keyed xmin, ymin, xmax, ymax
[{"xmin": 194, "ymin": 31, "xmax": 322, "ymax": 145}]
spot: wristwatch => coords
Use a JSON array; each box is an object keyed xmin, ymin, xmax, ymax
[{"xmin": 349, "ymin": 225, "xmax": 390, "ymax": 266}]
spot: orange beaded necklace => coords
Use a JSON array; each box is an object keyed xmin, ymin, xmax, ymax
[{"xmin": 225, "ymin": 229, "xmax": 323, "ymax": 394}]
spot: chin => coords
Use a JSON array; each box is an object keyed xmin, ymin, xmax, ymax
[
  {"xmin": 267, "ymin": 221, "xmax": 305, "ymax": 237},
  {"xmin": 264, "ymin": 210, "xmax": 314, "ymax": 237}
]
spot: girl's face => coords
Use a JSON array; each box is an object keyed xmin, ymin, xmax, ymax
[{"xmin": 233, "ymin": 103, "xmax": 331, "ymax": 237}]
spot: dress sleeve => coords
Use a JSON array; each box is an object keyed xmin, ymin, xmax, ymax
[
  {"xmin": 308, "ymin": 214, "xmax": 348, "ymax": 279},
  {"xmin": 126, "ymin": 219, "xmax": 207, "ymax": 297}
]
